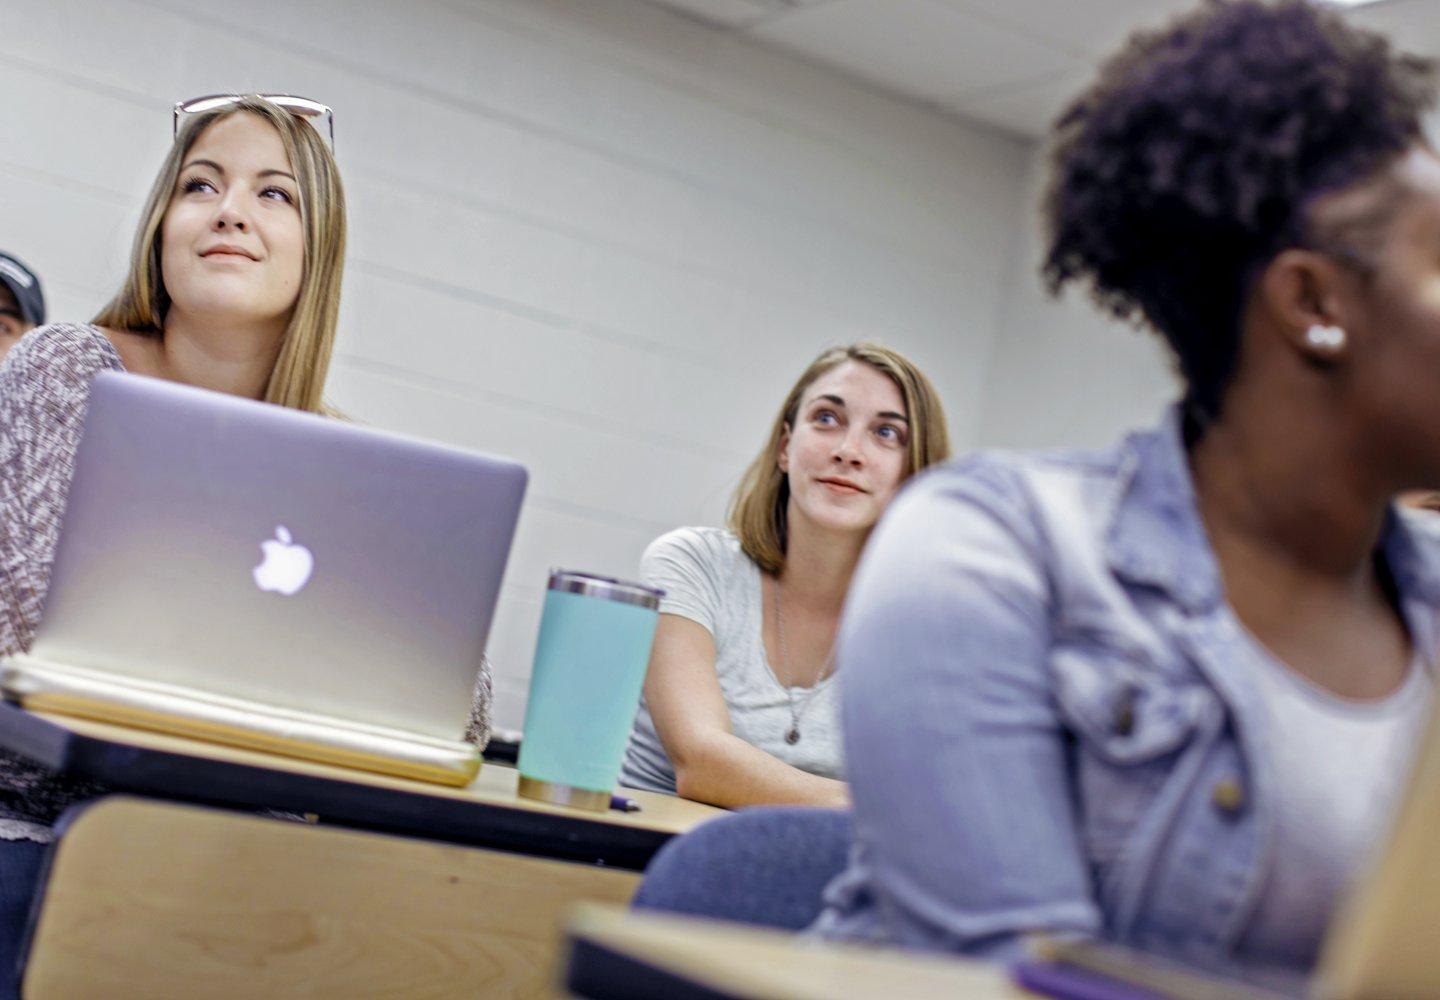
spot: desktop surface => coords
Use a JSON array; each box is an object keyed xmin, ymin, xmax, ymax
[
  {"xmin": 565, "ymin": 904, "xmax": 1037, "ymax": 999},
  {"xmin": 0, "ymin": 703, "xmax": 720, "ymax": 868}
]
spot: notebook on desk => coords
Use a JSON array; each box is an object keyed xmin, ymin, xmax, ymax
[{"xmin": 0, "ymin": 371, "xmax": 526, "ymax": 786}]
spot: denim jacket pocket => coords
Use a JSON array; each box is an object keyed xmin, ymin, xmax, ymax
[{"xmin": 1051, "ymin": 642, "xmax": 1222, "ymax": 874}]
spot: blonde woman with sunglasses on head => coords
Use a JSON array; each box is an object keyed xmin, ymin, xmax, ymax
[
  {"xmin": 619, "ymin": 344, "xmax": 950, "ymax": 809},
  {"xmin": 0, "ymin": 95, "xmax": 373, "ymax": 990}
]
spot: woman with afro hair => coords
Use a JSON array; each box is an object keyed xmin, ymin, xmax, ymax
[{"xmin": 814, "ymin": 0, "xmax": 1440, "ymax": 983}]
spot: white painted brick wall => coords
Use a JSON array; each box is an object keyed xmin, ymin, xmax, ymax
[
  {"xmin": 979, "ymin": 148, "xmax": 1177, "ymax": 451},
  {"xmin": 3, "ymin": 0, "xmax": 1032, "ymax": 728}
]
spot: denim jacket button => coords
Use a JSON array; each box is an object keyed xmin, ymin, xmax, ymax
[
  {"xmin": 1210, "ymin": 778, "xmax": 1245, "ymax": 816},
  {"xmin": 1113, "ymin": 695, "xmax": 1137, "ymax": 736}
]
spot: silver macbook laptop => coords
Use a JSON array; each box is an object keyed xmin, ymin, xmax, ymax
[{"xmin": 2, "ymin": 371, "xmax": 526, "ymax": 783}]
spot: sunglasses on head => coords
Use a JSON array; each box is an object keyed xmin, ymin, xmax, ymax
[{"xmin": 173, "ymin": 93, "xmax": 334, "ymax": 151}]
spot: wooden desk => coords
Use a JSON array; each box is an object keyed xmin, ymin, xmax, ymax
[
  {"xmin": 564, "ymin": 905, "xmax": 1038, "ymax": 999},
  {"xmin": 0, "ymin": 706, "xmax": 724, "ymax": 997},
  {"xmin": 0, "ymin": 704, "xmax": 720, "ymax": 869},
  {"xmin": 25, "ymin": 797, "xmax": 643, "ymax": 998}
]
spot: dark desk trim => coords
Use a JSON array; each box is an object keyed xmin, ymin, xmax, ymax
[
  {"xmin": 0, "ymin": 703, "xmax": 669, "ymax": 870},
  {"xmin": 567, "ymin": 934, "xmax": 737, "ymax": 1000}
]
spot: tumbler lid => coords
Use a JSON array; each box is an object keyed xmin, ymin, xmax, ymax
[{"xmin": 547, "ymin": 570, "xmax": 663, "ymax": 610}]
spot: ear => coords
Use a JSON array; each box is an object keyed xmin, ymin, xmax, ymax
[
  {"xmin": 777, "ymin": 423, "xmax": 792, "ymax": 474},
  {"xmin": 1256, "ymin": 250, "xmax": 1356, "ymax": 363}
]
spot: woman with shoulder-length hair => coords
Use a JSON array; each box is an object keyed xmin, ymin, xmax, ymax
[
  {"xmin": 91, "ymin": 94, "xmax": 344, "ymax": 411},
  {"xmin": 620, "ymin": 343, "xmax": 950, "ymax": 809},
  {"xmin": 817, "ymin": 0, "xmax": 1440, "ymax": 983},
  {"xmin": 0, "ymin": 94, "xmax": 350, "ymax": 985}
]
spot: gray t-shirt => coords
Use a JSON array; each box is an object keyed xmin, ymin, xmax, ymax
[
  {"xmin": 619, "ymin": 527, "xmax": 844, "ymax": 794},
  {"xmin": 1238, "ymin": 648, "xmax": 1433, "ymax": 969}
]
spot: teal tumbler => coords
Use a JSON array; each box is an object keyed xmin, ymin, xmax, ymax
[{"xmin": 516, "ymin": 571, "xmax": 663, "ymax": 811}]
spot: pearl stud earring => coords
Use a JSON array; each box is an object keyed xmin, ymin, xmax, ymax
[{"xmin": 1305, "ymin": 324, "xmax": 1346, "ymax": 351}]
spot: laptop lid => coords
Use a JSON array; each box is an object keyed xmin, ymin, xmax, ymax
[{"xmin": 30, "ymin": 371, "xmax": 527, "ymax": 742}]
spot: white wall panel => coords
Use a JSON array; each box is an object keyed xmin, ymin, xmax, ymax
[
  {"xmin": 976, "ymin": 147, "xmax": 1177, "ymax": 450},
  {"xmin": 0, "ymin": 169, "xmax": 133, "ymax": 322}
]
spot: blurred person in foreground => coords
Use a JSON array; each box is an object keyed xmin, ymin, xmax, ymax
[
  {"xmin": 816, "ymin": 0, "xmax": 1440, "ymax": 986},
  {"xmin": 0, "ymin": 252, "xmax": 45, "ymax": 360}
]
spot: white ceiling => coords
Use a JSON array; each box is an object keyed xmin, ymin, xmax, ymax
[{"xmin": 645, "ymin": 0, "xmax": 1440, "ymax": 139}]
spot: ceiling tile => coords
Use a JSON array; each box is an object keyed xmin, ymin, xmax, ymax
[
  {"xmin": 642, "ymin": 0, "xmax": 791, "ymax": 28},
  {"xmin": 748, "ymin": 0, "xmax": 1083, "ymax": 106},
  {"xmin": 935, "ymin": 0, "xmax": 1198, "ymax": 60},
  {"xmin": 648, "ymin": 0, "xmax": 1440, "ymax": 143},
  {"xmin": 949, "ymin": 69, "xmax": 1094, "ymax": 140}
]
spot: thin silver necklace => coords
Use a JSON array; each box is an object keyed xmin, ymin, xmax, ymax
[{"xmin": 772, "ymin": 577, "xmax": 834, "ymax": 746}]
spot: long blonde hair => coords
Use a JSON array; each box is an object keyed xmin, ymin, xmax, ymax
[
  {"xmin": 94, "ymin": 96, "xmax": 346, "ymax": 414},
  {"xmin": 728, "ymin": 343, "xmax": 951, "ymax": 575}
]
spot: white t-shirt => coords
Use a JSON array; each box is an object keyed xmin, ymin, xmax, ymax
[
  {"xmin": 619, "ymin": 527, "xmax": 844, "ymax": 794},
  {"xmin": 1238, "ymin": 648, "xmax": 1433, "ymax": 968}
]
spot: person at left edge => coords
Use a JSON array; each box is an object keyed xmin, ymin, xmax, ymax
[{"xmin": 0, "ymin": 252, "xmax": 45, "ymax": 361}]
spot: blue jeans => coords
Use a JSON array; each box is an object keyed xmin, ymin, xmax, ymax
[
  {"xmin": 0, "ymin": 839, "xmax": 45, "ymax": 999},
  {"xmin": 633, "ymin": 807, "xmax": 852, "ymax": 931}
]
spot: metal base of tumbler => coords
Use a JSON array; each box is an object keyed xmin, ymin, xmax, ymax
[{"xmin": 516, "ymin": 776, "xmax": 610, "ymax": 813}]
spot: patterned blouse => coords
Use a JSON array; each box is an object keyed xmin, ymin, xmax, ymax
[{"xmin": 0, "ymin": 323, "xmax": 492, "ymax": 841}]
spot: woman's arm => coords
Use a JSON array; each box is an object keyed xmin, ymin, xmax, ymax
[
  {"xmin": 832, "ymin": 460, "xmax": 1100, "ymax": 957},
  {"xmin": 0, "ymin": 325, "xmax": 123, "ymax": 656},
  {"xmin": 644, "ymin": 613, "xmax": 849, "ymax": 809}
]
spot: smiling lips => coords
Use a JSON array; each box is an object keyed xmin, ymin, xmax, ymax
[
  {"xmin": 200, "ymin": 244, "xmax": 259, "ymax": 261},
  {"xmin": 817, "ymin": 477, "xmax": 866, "ymax": 495}
]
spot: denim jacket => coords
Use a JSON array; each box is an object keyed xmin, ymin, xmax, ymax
[{"xmin": 813, "ymin": 409, "xmax": 1440, "ymax": 976}]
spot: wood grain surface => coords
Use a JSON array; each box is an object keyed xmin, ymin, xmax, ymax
[{"xmin": 25, "ymin": 797, "xmax": 640, "ymax": 999}]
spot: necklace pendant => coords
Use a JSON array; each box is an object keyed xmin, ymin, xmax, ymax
[{"xmin": 785, "ymin": 726, "xmax": 800, "ymax": 745}]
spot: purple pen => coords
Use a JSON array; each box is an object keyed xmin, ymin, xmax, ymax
[{"xmin": 1012, "ymin": 960, "xmax": 1164, "ymax": 1000}]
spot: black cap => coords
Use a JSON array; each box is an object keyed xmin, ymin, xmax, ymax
[{"xmin": 0, "ymin": 253, "xmax": 45, "ymax": 328}]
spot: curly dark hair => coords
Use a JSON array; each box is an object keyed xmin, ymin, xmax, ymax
[{"xmin": 1043, "ymin": 0, "xmax": 1436, "ymax": 419}]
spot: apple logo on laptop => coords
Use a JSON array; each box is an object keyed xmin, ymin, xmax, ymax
[{"xmin": 252, "ymin": 526, "xmax": 314, "ymax": 596}]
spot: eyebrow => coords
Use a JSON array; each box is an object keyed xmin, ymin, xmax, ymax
[
  {"xmin": 812, "ymin": 393, "xmax": 909, "ymax": 423},
  {"xmin": 180, "ymin": 159, "xmax": 297, "ymax": 182},
  {"xmin": 0, "ymin": 309, "xmax": 20, "ymax": 322}
]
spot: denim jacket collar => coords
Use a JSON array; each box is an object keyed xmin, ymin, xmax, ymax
[
  {"xmin": 1105, "ymin": 407, "xmax": 1224, "ymax": 615},
  {"xmin": 1384, "ymin": 507, "xmax": 1440, "ymax": 609},
  {"xmin": 1105, "ymin": 406, "xmax": 1440, "ymax": 616}
]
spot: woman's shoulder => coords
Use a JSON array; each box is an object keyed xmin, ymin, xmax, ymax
[
  {"xmin": 904, "ymin": 442, "xmax": 1128, "ymax": 509},
  {"xmin": 871, "ymin": 442, "xmax": 1138, "ymax": 590},
  {"xmin": 643, "ymin": 526, "xmax": 748, "ymax": 574},
  {"xmin": 640, "ymin": 527, "xmax": 754, "ymax": 622},
  {"xmin": 884, "ymin": 447, "xmax": 1116, "ymax": 547},
  {"xmin": 3, "ymin": 323, "xmax": 125, "ymax": 388}
]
